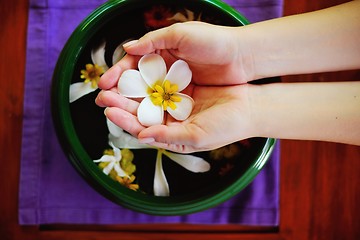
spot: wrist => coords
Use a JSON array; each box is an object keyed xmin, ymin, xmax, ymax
[
  {"xmin": 246, "ymin": 84, "xmax": 267, "ymax": 138},
  {"xmin": 232, "ymin": 27, "xmax": 257, "ymax": 82}
]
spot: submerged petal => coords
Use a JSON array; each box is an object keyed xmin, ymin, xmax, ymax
[
  {"xmin": 106, "ymin": 119, "xmax": 124, "ymax": 137},
  {"xmin": 112, "ymin": 39, "xmax": 132, "ymax": 65},
  {"xmin": 110, "ymin": 142, "xmax": 122, "ymax": 159},
  {"xmin": 154, "ymin": 150, "xmax": 169, "ymax": 196},
  {"xmin": 109, "ymin": 132, "xmax": 151, "ymax": 149},
  {"xmin": 91, "ymin": 40, "xmax": 109, "ymax": 71},
  {"xmin": 69, "ymin": 82, "xmax": 97, "ymax": 103},
  {"xmin": 113, "ymin": 163, "xmax": 128, "ymax": 177},
  {"xmin": 163, "ymin": 151, "xmax": 210, "ymax": 172},
  {"xmin": 93, "ymin": 155, "xmax": 113, "ymax": 163},
  {"xmin": 166, "ymin": 93, "xmax": 194, "ymax": 121},
  {"xmin": 103, "ymin": 161, "xmax": 115, "ymax": 175},
  {"xmin": 137, "ymin": 97, "xmax": 164, "ymax": 126},
  {"xmin": 165, "ymin": 59, "xmax": 192, "ymax": 92},
  {"xmin": 138, "ymin": 54, "xmax": 167, "ymax": 87},
  {"xmin": 118, "ymin": 69, "xmax": 149, "ymax": 97},
  {"xmin": 107, "ymin": 119, "xmax": 151, "ymax": 149}
]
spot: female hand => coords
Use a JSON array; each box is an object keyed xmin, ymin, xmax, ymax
[
  {"xmin": 98, "ymin": 21, "xmax": 254, "ymax": 91},
  {"xmin": 96, "ymin": 84, "xmax": 256, "ymax": 153}
]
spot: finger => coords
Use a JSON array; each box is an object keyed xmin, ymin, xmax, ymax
[
  {"xmin": 138, "ymin": 123, "xmax": 204, "ymax": 149},
  {"xmin": 95, "ymin": 90, "xmax": 139, "ymax": 115},
  {"xmin": 104, "ymin": 107, "xmax": 145, "ymax": 137},
  {"xmin": 144, "ymin": 141, "xmax": 192, "ymax": 154},
  {"xmin": 98, "ymin": 64, "xmax": 121, "ymax": 90},
  {"xmin": 98, "ymin": 54, "xmax": 141, "ymax": 90},
  {"xmin": 124, "ymin": 24, "xmax": 183, "ymax": 55}
]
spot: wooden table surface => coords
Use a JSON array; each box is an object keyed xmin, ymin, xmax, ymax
[{"xmin": 1, "ymin": 0, "xmax": 359, "ymax": 239}]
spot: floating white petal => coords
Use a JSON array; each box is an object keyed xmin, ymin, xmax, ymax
[
  {"xmin": 109, "ymin": 133, "xmax": 150, "ymax": 149},
  {"xmin": 93, "ymin": 142, "xmax": 128, "ymax": 177},
  {"xmin": 111, "ymin": 141, "xmax": 122, "ymax": 159},
  {"xmin": 106, "ymin": 119, "xmax": 124, "ymax": 138},
  {"xmin": 113, "ymin": 163, "xmax": 127, "ymax": 177},
  {"xmin": 163, "ymin": 151, "xmax": 210, "ymax": 172},
  {"xmin": 103, "ymin": 161, "xmax": 115, "ymax": 175},
  {"xmin": 112, "ymin": 39, "xmax": 132, "ymax": 65},
  {"xmin": 69, "ymin": 82, "xmax": 97, "ymax": 103},
  {"xmin": 91, "ymin": 40, "xmax": 109, "ymax": 71},
  {"xmin": 154, "ymin": 151, "xmax": 170, "ymax": 196},
  {"xmin": 107, "ymin": 119, "xmax": 151, "ymax": 149},
  {"xmin": 93, "ymin": 155, "xmax": 112, "ymax": 163}
]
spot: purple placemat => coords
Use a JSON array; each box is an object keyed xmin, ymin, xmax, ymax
[{"xmin": 19, "ymin": 0, "xmax": 283, "ymax": 225}]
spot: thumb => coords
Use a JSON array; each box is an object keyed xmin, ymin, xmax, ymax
[{"xmin": 123, "ymin": 25, "xmax": 182, "ymax": 55}]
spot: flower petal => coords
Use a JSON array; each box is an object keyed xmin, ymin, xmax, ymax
[
  {"xmin": 69, "ymin": 82, "xmax": 97, "ymax": 103},
  {"xmin": 163, "ymin": 151, "xmax": 210, "ymax": 172},
  {"xmin": 165, "ymin": 59, "xmax": 192, "ymax": 92},
  {"xmin": 118, "ymin": 69, "xmax": 149, "ymax": 97},
  {"xmin": 166, "ymin": 93, "xmax": 194, "ymax": 121},
  {"xmin": 110, "ymin": 134, "xmax": 151, "ymax": 149},
  {"xmin": 91, "ymin": 40, "xmax": 109, "ymax": 71},
  {"xmin": 154, "ymin": 150, "xmax": 169, "ymax": 196},
  {"xmin": 107, "ymin": 119, "xmax": 151, "ymax": 149},
  {"xmin": 114, "ymin": 163, "xmax": 128, "ymax": 177},
  {"xmin": 103, "ymin": 161, "xmax": 115, "ymax": 175},
  {"xmin": 93, "ymin": 155, "xmax": 113, "ymax": 163},
  {"xmin": 138, "ymin": 54, "xmax": 167, "ymax": 87},
  {"xmin": 106, "ymin": 119, "xmax": 124, "ymax": 137},
  {"xmin": 137, "ymin": 97, "xmax": 164, "ymax": 126},
  {"xmin": 112, "ymin": 39, "xmax": 132, "ymax": 65},
  {"xmin": 109, "ymin": 141, "xmax": 122, "ymax": 159}
]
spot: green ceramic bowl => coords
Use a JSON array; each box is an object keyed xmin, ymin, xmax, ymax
[{"xmin": 52, "ymin": 0, "xmax": 276, "ymax": 215}]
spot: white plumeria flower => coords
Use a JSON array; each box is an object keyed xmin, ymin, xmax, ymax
[
  {"xmin": 93, "ymin": 141, "xmax": 128, "ymax": 177},
  {"xmin": 69, "ymin": 39, "xmax": 130, "ymax": 103},
  {"xmin": 69, "ymin": 40, "xmax": 108, "ymax": 103},
  {"xmin": 118, "ymin": 53, "xmax": 194, "ymax": 126},
  {"xmin": 106, "ymin": 119, "xmax": 210, "ymax": 196}
]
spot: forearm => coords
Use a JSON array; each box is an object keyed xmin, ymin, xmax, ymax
[
  {"xmin": 250, "ymin": 81, "xmax": 360, "ymax": 145},
  {"xmin": 239, "ymin": 0, "xmax": 360, "ymax": 80}
]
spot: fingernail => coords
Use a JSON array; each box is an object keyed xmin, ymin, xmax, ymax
[
  {"xmin": 123, "ymin": 40, "xmax": 138, "ymax": 48},
  {"xmin": 104, "ymin": 107, "xmax": 109, "ymax": 116},
  {"xmin": 138, "ymin": 137, "xmax": 155, "ymax": 144}
]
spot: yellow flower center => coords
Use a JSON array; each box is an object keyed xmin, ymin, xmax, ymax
[
  {"xmin": 80, "ymin": 63, "xmax": 104, "ymax": 88},
  {"xmin": 150, "ymin": 80, "xmax": 181, "ymax": 110}
]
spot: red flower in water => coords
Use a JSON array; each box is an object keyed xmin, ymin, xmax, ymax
[{"xmin": 144, "ymin": 5, "xmax": 175, "ymax": 29}]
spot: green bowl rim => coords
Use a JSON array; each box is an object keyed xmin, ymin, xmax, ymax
[{"xmin": 51, "ymin": 0, "xmax": 276, "ymax": 216}]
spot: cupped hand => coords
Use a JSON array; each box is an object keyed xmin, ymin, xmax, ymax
[
  {"xmin": 98, "ymin": 21, "xmax": 254, "ymax": 91},
  {"xmin": 96, "ymin": 84, "xmax": 255, "ymax": 153}
]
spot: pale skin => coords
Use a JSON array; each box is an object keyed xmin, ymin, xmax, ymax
[{"xmin": 96, "ymin": 0, "xmax": 360, "ymax": 153}]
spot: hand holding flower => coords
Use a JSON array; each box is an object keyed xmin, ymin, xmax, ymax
[
  {"xmin": 97, "ymin": 21, "xmax": 252, "ymax": 92},
  {"xmin": 117, "ymin": 54, "xmax": 194, "ymax": 126},
  {"xmin": 97, "ymin": 81, "xmax": 256, "ymax": 153}
]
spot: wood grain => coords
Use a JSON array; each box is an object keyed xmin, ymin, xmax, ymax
[{"xmin": 1, "ymin": 0, "xmax": 359, "ymax": 239}]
